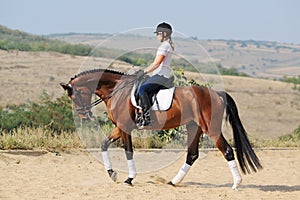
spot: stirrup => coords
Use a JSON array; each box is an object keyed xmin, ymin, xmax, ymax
[
  {"xmin": 135, "ymin": 111, "xmax": 143, "ymax": 124},
  {"xmin": 136, "ymin": 110, "xmax": 152, "ymax": 129}
]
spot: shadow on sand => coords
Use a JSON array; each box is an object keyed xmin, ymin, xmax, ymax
[{"xmin": 184, "ymin": 182, "xmax": 300, "ymax": 192}]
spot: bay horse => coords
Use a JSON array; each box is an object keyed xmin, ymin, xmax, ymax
[{"xmin": 60, "ymin": 68, "xmax": 262, "ymax": 190}]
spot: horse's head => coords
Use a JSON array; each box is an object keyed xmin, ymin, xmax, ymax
[
  {"xmin": 60, "ymin": 81, "xmax": 94, "ymax": 121},
  {"xmin": 60, "ymin": 69, "xmax": 128, "ymax": 121}
]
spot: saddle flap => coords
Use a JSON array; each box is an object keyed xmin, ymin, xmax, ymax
[
  {"xmin": 131, "ymin": 84, "xmax": 175, "ymax": 111},
  {"xmin": 151, "ymin": 87, "xmax": 175, "ymax": 110},
  {"xmin": 131, "ymin": 75, "xmax": 175, "ymax": 111}
]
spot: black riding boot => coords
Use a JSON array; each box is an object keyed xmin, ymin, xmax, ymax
[{"xmin": 137, "ymin": 93, "xmax": 152, "ymax": 128}]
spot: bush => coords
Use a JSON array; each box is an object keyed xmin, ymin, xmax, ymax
[
  {"xmin": 279, "ymin": 125, "xmax": 300, "ymax": 143},
  {"xmin": 217, "ymin": 64, "xmax": 249, "ymax": 76},
  {"xmin": 282, "ymin": 75, "xmax": 300, "ymax": 91},
  {"xmin": 0, "ymin": 92, "xmax": 75, "ymax": 133}
]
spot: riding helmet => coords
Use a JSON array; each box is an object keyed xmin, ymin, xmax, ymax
[{"xmin": 154, "ymin": 22, "xmax": 173, "ymax": 36}]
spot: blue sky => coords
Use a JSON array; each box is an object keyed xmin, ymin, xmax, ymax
[{"xmin": 1, "ymin": 0, "xmax": 299, "ymax": 44}]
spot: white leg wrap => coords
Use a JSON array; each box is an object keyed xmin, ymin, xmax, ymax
[
  {"xmin": 171, "ymin": 163, "xmax": 191, "ymax": 185},
  {"xmin": 228, "ymin": 160, "xmax": 242, "ymax": 190},
  {"xmin": 101, "ymin": 151, "xmax": 112, "ymax": 170},
  {"xmin": 127, "ymin": 159, "xmax": 137, "ymax": 178}
]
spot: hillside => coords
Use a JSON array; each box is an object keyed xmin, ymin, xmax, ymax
[
  {"xmin": 0, "ymin": 25, "xmax": 92, "ymax": 56},
  {"xmin": 2, "ymin": 25, "xmax": 300, "ymax": 78},
  {"xmin": 48, "ymin": 33, "xmax": 300, "ymax": 79},
  {"xmin": 0, "ymin": 49, "xmax": 299, "ymax": 139}
]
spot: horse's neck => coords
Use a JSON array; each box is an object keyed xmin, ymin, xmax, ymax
[
  {"xmin": 107, "ymin": 78, "xmax": 133, "ymax": 108},
  {"xmin": 94, "ymin": 72, "xmax": 131, "ymax": 96}
]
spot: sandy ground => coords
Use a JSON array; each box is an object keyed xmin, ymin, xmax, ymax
[{"xmin": 0, "ymin": 148, "xmax": 299, "ymax": 200}]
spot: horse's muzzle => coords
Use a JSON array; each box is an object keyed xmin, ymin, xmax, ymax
[{"xmin": 80, "ymin": 111, "xmax": 96, "ymax": 122}]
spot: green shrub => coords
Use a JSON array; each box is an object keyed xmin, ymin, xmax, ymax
[
  {"xmin": 282, "ymin": 75, "xmax": 300, "ymax": 91},
  {"xmin": 217, "ymin": 64, "xmax": 249, "ymax": 76},
  {"xmin": 117, "ymin": 52, "xmax": 154, "ymax": 66},
  {"xmin": 0, "ymin": 92, "xmax": 75, "ymax": 133},
  {"xmin": 278, "ymin": 125, "xmax": 300, "ymax": 143}
]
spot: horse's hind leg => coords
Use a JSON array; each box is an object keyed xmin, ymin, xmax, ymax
[
  {"xmin": 101, "ymin": 127, "xmax": 121, "ymax": 182},
  {"xmin": 169, "ymin": 121, "xmax": 202, "ymax": 185},
  {"xmin": 214, "ymin": 133, "xmax": 242, "ymax": 190}
]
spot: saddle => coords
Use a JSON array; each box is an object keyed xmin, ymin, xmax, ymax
[{"xmin": 131, "ymin": 76, "xmax": 175, "ymax": 111}]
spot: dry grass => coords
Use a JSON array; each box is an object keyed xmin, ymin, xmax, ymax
[
  {"xmin": 0, "ymin": 126, "xmax": 299, "ymax": 151},
  {"xmin": 248, "ymin": 135, "xmax": 300, "ymax": 148},
  {"xmin": 0, "ymin": 126, "xmax": 82, "ymax": 150},
  {"xmin": 0, "ymin": 50, "xmax": 131, "ymax": 106}
]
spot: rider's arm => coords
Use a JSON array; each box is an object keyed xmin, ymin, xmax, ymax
[{"xmin": 144, "ymin": 54, "xmax": 165, "ymax": 74}]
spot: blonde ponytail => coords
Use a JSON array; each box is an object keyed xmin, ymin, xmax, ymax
[{"xmin": 169, "ymin": 37, "xmax": 175, "ymax": 51}]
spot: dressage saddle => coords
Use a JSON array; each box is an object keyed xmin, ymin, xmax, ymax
[{"xmin": 134, "ymin": 75, "xmax": 174, "ymax": 108}]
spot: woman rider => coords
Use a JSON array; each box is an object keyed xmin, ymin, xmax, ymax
[{"xmin": 136, "ymin": 22, "xmax": 174, "ymax": 128}]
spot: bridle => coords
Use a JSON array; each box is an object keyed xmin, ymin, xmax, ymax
[
  {"xmin": 71, "ymin": 78, "xmax": 137, "ymax": 119},
  {"xmin": 72, "ymin": 86, "xmax": 105, "ymax": 119}
]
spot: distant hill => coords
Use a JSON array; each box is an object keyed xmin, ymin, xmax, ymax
[
  {"xmin": 48, "ymin": 33, "xmax": 300, "ymax": 79},
  {"xmin": 0, "ymin": 25, "xmax": 247, "ymax": 76},
  {"xmin": 1, "ymin": 25, "xmax": 300, "ymax": 78},
  {"xmin": 0, "ymin": 25, "xmax": 92, "ymax": 56}
]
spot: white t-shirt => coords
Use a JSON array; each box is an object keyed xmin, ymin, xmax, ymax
[{"xmin": 151, "ymin": 41, "xmax": 172, "ymax": 78}]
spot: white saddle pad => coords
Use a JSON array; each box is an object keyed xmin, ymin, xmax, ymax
[{"xmin": 131, "ymin": 85, "xmax": 175, "ymax": 111}]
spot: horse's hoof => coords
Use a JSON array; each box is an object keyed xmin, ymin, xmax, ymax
[
  {"xmin": 167, "ymin": 181, "xmax": 175, "ymax": 186},
  {"xmin": 123, "ymin": 182, "xmax": 133, "ymax": 186},
  {"xmin": 231, "ymin": 183, "xmax": 241, "ymax": 191},
  {"xmin": 232, "ymin": 178, "xmax": 242, "ymax": 191},
  {"xmin": 124, "ymin": 178, "xmax": 133, "ymax": 186},
  {"xmin": 108, "ymin": 169, "xmax": 118, "ymax": 182},
  {"xmin": 110, "ymin": 171, "xmax": 118, "ymax": 182},
  {"xmin": 232, "ymin": 185, "xmax": 239, "ymax": 191}
]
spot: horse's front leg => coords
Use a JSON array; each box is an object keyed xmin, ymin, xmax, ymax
[
  {"xmin": 121, "ymin": 130, "xmax": 137, "ymax": 186},
  {"xmin": 101, "ymin": 127, "xmax": 121, "ymax": 182}
]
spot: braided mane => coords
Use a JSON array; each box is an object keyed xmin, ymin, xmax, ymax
[{"xmin": 73, "ymin": 68, "xmax": 126, "ymax": 79}]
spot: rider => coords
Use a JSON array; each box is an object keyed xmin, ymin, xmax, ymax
[{"xmin": 136, "ymin": 22, "xmax": 174, "ymax": 128}]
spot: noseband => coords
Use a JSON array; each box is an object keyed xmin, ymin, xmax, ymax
[{"xmin": 72, "ymin": 87, "xmax": 104, "ymax": 119}]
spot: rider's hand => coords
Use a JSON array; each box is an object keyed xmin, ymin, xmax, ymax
[{"xmin": 135, "ymin": 70, "xmax": 146, "ymax": 80}]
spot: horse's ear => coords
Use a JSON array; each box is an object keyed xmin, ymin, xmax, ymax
[{"xmin": 60, "ymin": 83, "xmax": 72, "ymax": 95}]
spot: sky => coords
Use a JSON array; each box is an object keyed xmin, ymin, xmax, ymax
[{"xmin": 1, "ymin": 0, "xmax": 300, "ymax": 44}]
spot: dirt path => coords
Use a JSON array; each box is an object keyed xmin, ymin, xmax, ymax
[{"xmin": 0, "ymin": 149, "xmax": 299, "ymax": 200}]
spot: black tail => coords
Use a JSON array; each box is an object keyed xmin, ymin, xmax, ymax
[{"xmin": 218, "ymin": 91, "xmax": 262, "ymax": 174}]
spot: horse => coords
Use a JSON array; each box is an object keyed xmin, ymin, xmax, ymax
[{"xmin": 60, "ymin": 68, "xmax": 262, "ymax": 190}]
